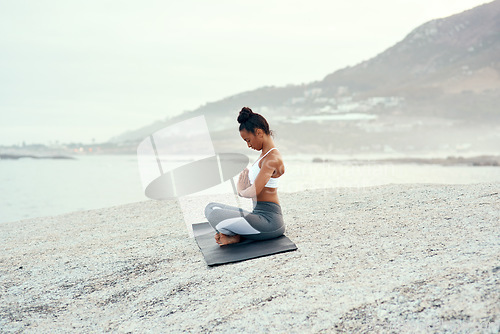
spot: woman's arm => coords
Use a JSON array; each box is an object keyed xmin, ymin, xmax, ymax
[{"xmin": 238, "ymin": 151, "xmax": 283, "ymax": 198}]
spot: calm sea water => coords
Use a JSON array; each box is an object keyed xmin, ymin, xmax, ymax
[{"xmin": 1, "ymin": 154, "xmax": 499, "ymax": 224}]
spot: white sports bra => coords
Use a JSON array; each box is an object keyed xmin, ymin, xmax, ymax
[{"xmin": 248, "ymin": 148, "xmax": 280, "ymax": 188}]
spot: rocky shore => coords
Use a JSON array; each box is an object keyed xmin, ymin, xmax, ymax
[
  {"xmin": 1, "ymin": 183, "xmax": 499, "ymax": 332},
  {"xmin": 313, "ymin": 155, "xmax": 500, "ymax": 167},
  {"xmin": 0, "ymin": 154, "xmax": 75, "ymax": 160}
]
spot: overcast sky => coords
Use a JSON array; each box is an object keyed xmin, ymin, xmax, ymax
[{"xmin": 0, "ymin": 0, "xmax": 492, "ymax": 146}]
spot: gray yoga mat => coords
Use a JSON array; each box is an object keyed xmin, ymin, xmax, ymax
[{"xmin": 192, "ymin": 222, "xmax": 298, "ymax": 266}]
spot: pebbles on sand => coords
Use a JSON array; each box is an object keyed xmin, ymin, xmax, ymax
[{"xmin": 1, "ymin": 183, "xmax": 499, "ymax": 332}]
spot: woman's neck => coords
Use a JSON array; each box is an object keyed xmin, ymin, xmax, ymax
[{"xmin": 261, "ymin": 137, "xmax": 275, "ymax": 155}]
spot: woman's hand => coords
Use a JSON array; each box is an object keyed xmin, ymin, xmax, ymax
[{"xmin": 237, "ymin": 168, "xmax": 250, "ymax": 194}]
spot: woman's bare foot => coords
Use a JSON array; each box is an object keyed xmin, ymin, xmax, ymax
[
  {"xmin": 215, "ymin": 233, "xmax": 221, "ymax": 244},
  {"xmin": 218, "ymin": 233, "xmax": 241, "ymax": 246}
]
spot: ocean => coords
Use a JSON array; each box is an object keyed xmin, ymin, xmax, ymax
[{"xmin": 1, "ymin": 154, "xmax": 499, "ymax": 224}]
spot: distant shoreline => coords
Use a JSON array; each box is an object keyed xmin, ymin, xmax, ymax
[
  {"xmin": 0, "ymin": 154, "xmax": 76, "ymax": 160},
  {"xmin": 313, "ymin": 155, "xmax": 500, "ymax": 167}
]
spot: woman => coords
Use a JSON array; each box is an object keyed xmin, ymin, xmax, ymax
[{"xmin": 204, "ymin": 107, "xmax": 285, "ymax": 246}]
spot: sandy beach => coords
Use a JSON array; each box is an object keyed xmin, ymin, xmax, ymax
[{"xmin": 1, "ymin": 183, "xmax": 499, "ymax": 333}]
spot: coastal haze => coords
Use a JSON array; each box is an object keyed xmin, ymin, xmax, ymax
[
  {"xmin": 1, "ymin": 1, "xmax": 500, "ymax": 223},
  {"xmin": 110, "ymin": 0, "xmax": 500, "ymax": 157},
  {"xmin": 0, "ymin": 0, "xmax": 496, "ymax": 150}
]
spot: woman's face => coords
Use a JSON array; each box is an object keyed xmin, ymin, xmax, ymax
[{"xmin": 240, "ymin": 129, "xmax": 263, "ymax": 151}]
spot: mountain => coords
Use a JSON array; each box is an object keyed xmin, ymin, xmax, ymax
[
  {"xmin": 320, "ymin": 0, "xmax": 500, "ymax": 117},
  {"xmin": 111, "ymin": 1, "xmax": 500, "ymax": 155}
]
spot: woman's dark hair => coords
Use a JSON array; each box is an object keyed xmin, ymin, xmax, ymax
[{"xmin": 237, "ymin": 107, "xmax": 272, "ymax": 135}]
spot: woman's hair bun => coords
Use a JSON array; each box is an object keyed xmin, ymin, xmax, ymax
[
  {"xmin": 237, "ymin": 106, "xmax": 271, "ymax": 135},
  {"xmin": 237, "ymin": 107, "xmax": 254, "ymax": 124}
]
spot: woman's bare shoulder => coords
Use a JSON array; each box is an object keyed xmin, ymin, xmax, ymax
[{"xmin": 261, "ymin": 148, "xmax": 283, "ymax": 168}]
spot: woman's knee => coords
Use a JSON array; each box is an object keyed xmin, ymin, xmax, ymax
[{"xmin": 204, "ymin": 202, "xmax": 218, "ymax": 219}]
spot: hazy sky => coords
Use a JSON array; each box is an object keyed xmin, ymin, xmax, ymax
[{"xmin": 0, "ymin": 0, "xmax": 492, "ymax": 146}]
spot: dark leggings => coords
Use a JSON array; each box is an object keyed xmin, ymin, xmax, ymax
[{"xmin": 204, "ymin": 201, "xmax": 285, "ymax": 241}]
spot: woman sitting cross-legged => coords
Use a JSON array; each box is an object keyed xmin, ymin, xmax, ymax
[{"xmin": 204, "ymin": 107, "xmax": 286, "ymax": 246}]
